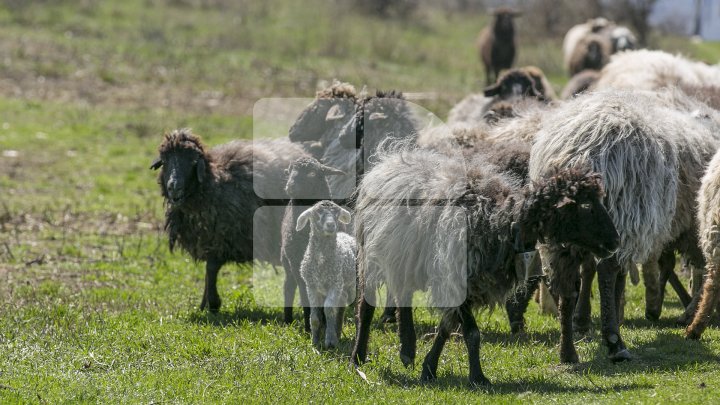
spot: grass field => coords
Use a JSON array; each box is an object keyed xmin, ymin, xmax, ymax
[{"xmin": 2, "ymin": 0, "xmax": 720, "ymax": 403}]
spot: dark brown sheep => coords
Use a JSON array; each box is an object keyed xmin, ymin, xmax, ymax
[
  {"xmin": 151, "ymin": 129, "xmax": 307, "ymax": 312},
  {"xmin": 477, "ymin": 8, "xmax": 521, "ymax": 85}
]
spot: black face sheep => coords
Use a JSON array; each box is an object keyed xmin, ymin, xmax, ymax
[
  {"xmin": 567, "ymin": 33, "xmax": 611, "ymax": 77},
  {"xmin": 281, "ymin": 157, "xmax": 345, "ymax": 330},
  {"xmin": 351, "ymin": 144, "xmax": 619, "ymax": 386},
  {"xmin": 448, "ymin": 66, "xmax": 554, "ymax": 126},
  {"xmin": 477, "ymin": 8, "xmax": 520, "ymax": 85},
  {"xmin": 151, "ymin": 129, "xmax": 307, "ymax": 312},
  {"xmin": 288, "ymin": 80, "xmax": 357, "ymax": 152},
  {"xmin": 296, "ymin": 201, "xmax": 356, "ymax": 349},
  {"xmin": 529, "ymin": 89, "xmax": 720, "ymax": 362},
  {"xmin": 332, "ymin": 90, "xmax": 420, "ymax": 202}
]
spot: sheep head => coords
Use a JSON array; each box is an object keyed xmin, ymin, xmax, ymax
[
  {"xmin": 151, "ymin": 128, "xmax": 209, "ymax": 207},
  {"xmin": 288, "ymin": 81, "xmax": 357, "ymax": 143},
  {"xmin": 284, "ymin": 157, "xmax": 344, "ymax": 199},
  {"xmin": 484, "ymin": 68, "xmax": 545, "ymax": 101},
  {"xmin": 296, "ymin": 200, "xmax": 351, "ymax": 236},
  {"xmin": 490, "ymin": 8, "xmax": 520, "ymax": 37},
  {"xmin": 520, "ymin": 167, "xmax": 620, "ymax": 259}
]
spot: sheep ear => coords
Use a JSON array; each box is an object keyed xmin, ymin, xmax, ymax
[
  {"xmin": 555, "ymin": 196, "xmax": 575, "ymax": 208},
  {"xmin": 484, "ymin": 83, "xmax": 501, "ymax": 97},
  {"xmin": 325, "ymin": 104, "xmax": 346, "ymax": 121},
  {"xmin": 296, "ymin": 208, "xmax": 313, "ymax": 231},
  {"xmin": 150, "ymin": 157, "xmax": 163, "ymax": 170},
  {"xmin": 338, "ymin": 208, "xmax": 352, "ymax": 224},
  {"xmin": 196, "ymin": 159, "xmax": 206, "ymax": 184}
]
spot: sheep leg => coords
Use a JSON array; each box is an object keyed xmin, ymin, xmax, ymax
[
  {"xmin": 559, "ymin": 294, "xmax": 579, "ymax": 364},
  {"xmin": 379, "ymin": 290, "xmax": 397, "ymax": 323},
  {"xmin": 282, "ymin": 267, "xmax": 298, "ymax": 325},
  {"xmin": 573, "ymin": 257, "xmax": 596, "ymax": 334},
  {"xmin": 420, "ymin": 310, "xmax": 457, "ymax": 382},
  {"xmin": 398, "ymin": 305, "xmax": 416, "ymax": 368},
  {"xmin": 641, "ymin": 257, "xmax": 662, "ymax": 321},
  {"xmin": 596, "ymin": 257, "xmax": 631, "ymax": 362},
  {"xmin": 686, "ymin": 264, "xmax": 720, "ymax": 339},
  {"xmin": 505, "ymin": 276, "xmax": 541, "ymax": 334},
  {"xmin": 323, "ymin": 290, "xmax": 343, "ymax": 349},
  {"xmin": 308, "ymin": 291, "xmax": 324, "ymax": 348},
  {"xmin": 459, "ymin": 303, "xmax": 490, "ymax": 386},
  {"xmin": 200, "ymin": 259, "xmax": 223, "ymax": 312},
  {"xmin": 296, "ymin": 277, "xmax": 312, "ymax": 333},
  {"xmin": 658, "ymin": 248, "xmax": 692, "ymax": 309},
  {"xmin": 351, "ymin": 288, "xmax": 376, "ymax": 365}
]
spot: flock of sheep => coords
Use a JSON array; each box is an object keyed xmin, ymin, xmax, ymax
[{"xmin": 148, "ymin": 9, "xmax": 720, "ymax": 387}]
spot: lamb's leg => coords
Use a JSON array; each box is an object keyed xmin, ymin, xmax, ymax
[
  {"xmin": 351, "ymin": 287, "xmax": 376, "ymax": 365},
  {"xmin": 559, "ymin": 293, "xmax": 579, "ymax": 363},
  {"xmin": 505, "ymin": 276, "xmax": 541, "ymax": 334},
  {"xmin": 296, "ymin": 277, "xmax": 312, "ymax": 333},
  {"xmin": 687, "ymin": 263, "xmax": 720, "ymax": 339},
  {"xmin": 324, "ymin": 290, "xmax": 342, "ymax": 349},
  {"xmin": 282, "ymin": 266, "xmax": 297, "ymax": 325},
  {"xmin": 398, "ymin": 303, "xmax": 416, "ymax": 368},
  {"xmin": 420, "ymin": 310, "xmax": 457, "ymax": 382},
  {"xmin": 597, "ymin": 256, "xmax": 631, "ymax": 362},
  {"xmin": 542, "ymin": 245, "xmax": 582, "ymax": 363},
  {"xmin": 200, "ymin": 258, "xmax": 223, "ymax": 312},
  {"xmin": 308, "ymin": 291, "xmax": 323, "ymax": 348},
  {"xmin": 573, "ymin": 257, "xmax": 596, "ymax": 334},
  {"xmin": 642, "ymin": 257, "xmax": 662, "ymax": 321}
]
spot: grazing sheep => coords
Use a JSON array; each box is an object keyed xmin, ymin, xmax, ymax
[
  {"xmin": 567, "ymin": 33, "xmax": 611, "ymax": 76},
  {"xmin": 529, "ymin": 89, "xmax": 720, "ymax": 362},
  {"xmin": 351, "ymin": 144, "xmax": 619, "ymax": 385},
  {"xmin": 151, "ymin": 129, "xmax": 307, "ymax": 312},
  {"xmin": 561, "ymin": 69, "xmax": 600, "ymax": 99},
  {"xmin": 448, "ymin": 66, "xmax": 554, "ymax": 126},
  {"xmin": 281, "ymin": 157, "xmax": 345, "ymax": 330},
  {"xmin": 296, "ymin": 201, "xmax": 356, "ymax": 349},
  {"xmin": 686, "ymin": 149, "xmax": 720, "ymax": 339},
  {"xmin": 477, "ymin": 8, "xmax": 520, "ymax": 85}
]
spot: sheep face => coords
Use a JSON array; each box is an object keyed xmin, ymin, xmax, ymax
[
  {"xmin": 492, "ymin": 10, "xmax": 518, "ymax": 37},
  {"xmin": 530, "ymin": 171, "xmax": 620, "ymax": 259},
  {"xmin": 284, "ymin": 157, "xmax": 344, "ymax": 199},
  {"xmin": 296, "ymin": 201, "xmax": 351, "ymax": 236},
  {"xmin": 484, "ymin": 70, "xmax": 542, "ymax": 101},
  {"xmin": 151, "ymin": 129, "xmax": 207, "ymax": 207},
  {"xmin": 585, "ymin": 40, "xmax": 605, "ymax": 69},
  {"xmin": 288, "ymin": 98, "xmax": 356, "ymax": 143}
]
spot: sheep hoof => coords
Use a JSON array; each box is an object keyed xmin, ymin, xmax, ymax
[
  {"xmin": 644, "ymin": 309, "xmax": 660, "ymax": 322},
  {"xmin": 380, "ymin": 313, "xmax": 397, "ymax": 324},
  {"xmin": 609, "ymin": 349, "xmax": 632, "ymax": 362},
  {"xmin": 469, "ymin": 375, "xmax": 491, "ymax": 388},
  {"xmin": 685, "ymin": 328, "xmax": 702, "ymax": 340},
  {"xmin": 675, "ymin": 315, "xmax": 691, "ymax": 326},
  {"xmin": 419, "ymin": 369, "xmax": 436, "ymax": 383},
  {"xmin": 400, "ymin": 353, "xmax": 415, "ymax": 368},
  {"xmin": 509, "ymin": 321, "xmax": 525, "ymax": 335}
]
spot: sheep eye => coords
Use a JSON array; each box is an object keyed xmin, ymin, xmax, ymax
[
  {"xmin": 308, "ymin": 171, "xmax": 316, "ymax": 177},
  {"xmin": 580, "ymin": 203, "xmax": 592, "ymax": 210}
]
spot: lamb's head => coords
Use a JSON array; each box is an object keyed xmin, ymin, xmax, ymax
[
  {"xmin": 338, "ymin": 90, "xmax": 418, "ymax": 153},
  {"xmin": 288, "ymin": 81, "xmax": 357, "ymax": 143},
  {"xmin": 484, "ymin": 68, "xmax": 545, "ymax": 101},
  {"xmin": 150, "ymin": 128, "xmax": 209, "ymax": 207},
  {"xmin": 519, "ymin": 168, "xmax": 619, "ymax": 259},
  {"xmin": 296, "ymin": 201, "xmax": 351, "ymax": 237},
  {"xmin": 491, "ymin": 8, "xmax": 520, "ymax": 37},
  {"xmin": 284, "ymin": 157, "xmax": 345, "ymax": 199}
]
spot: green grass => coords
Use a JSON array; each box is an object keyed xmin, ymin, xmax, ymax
[{"xmin": 2, "ymin": 0, "xmax": 720, "ymax": 403}]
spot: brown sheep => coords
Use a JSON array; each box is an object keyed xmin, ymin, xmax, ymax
[
  {"xmin": 567, "ymin": 33, "xmax": 611, "ymax": 77},
  {"xmin": 477, "ymin": 8, "xmax": 521, "ymax": 85}
]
